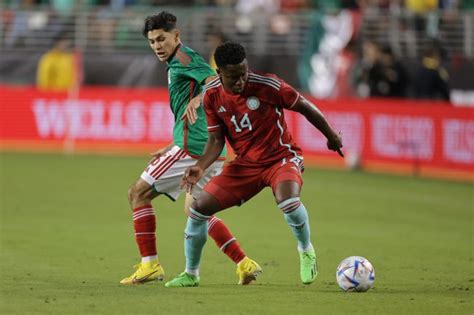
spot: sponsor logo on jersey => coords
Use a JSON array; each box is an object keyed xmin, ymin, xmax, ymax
[
  {"xmin": 218, "ymin": 106, "xmax": 226, "ymax": 113},
  {"xmin": 246, "ymin": 97, "xmax": 260, "ymax": 110}
]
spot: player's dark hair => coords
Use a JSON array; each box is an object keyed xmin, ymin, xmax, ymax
[
  {"xmin": 214, "ymin": 42, "xmax": 246, "ymax": 68},
  {"xmin": 142, "ymin": 11, "xmax": 177, "ymax": 38}
]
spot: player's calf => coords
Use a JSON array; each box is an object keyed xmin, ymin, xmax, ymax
[{"xmin": 278, "ymin": 197, "xmax": 317, "ymax": 284}]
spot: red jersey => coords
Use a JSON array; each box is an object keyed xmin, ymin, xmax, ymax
[{"xmin": 203, "ymin": 72, "xmax": 303, "ymax": 166}]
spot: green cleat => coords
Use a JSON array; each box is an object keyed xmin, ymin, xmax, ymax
[
  {"xmin": 299, "ymin": 248, "xmax": 317, "ymax": 284},
  {"xmin": 165, "ymin": 272, "xmax": 200, "ymax": 288}
]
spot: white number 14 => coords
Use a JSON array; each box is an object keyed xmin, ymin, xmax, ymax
[{"xmin": 230, "ymin": 113, "xmax": 252, "ymax": 132}]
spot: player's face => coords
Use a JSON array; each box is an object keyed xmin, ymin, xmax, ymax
[
  {"xmin": 147, "ymin": 29, "xmax": 180, "ymax": 62},
  {"xmin": 217, "ymin": 60, "xmax": 249, "ymax": 94}
]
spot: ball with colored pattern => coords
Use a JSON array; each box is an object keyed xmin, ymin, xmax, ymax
[{"xmin": 336, "ymin": 256, "xmax": 375, "ymax": 292}]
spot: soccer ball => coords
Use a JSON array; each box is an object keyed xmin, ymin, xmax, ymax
[{"xmin": 336, "ymin": 256, "xmax": 375, "ymax": 292}]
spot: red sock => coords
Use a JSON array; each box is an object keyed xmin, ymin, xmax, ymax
[
  {"xmin": 208, "ymin": 216, "xmax": 246, "ymax": 264},
  {"xmin": 132, "ymin": 205, "xmax": 156, "ymax": 257}
]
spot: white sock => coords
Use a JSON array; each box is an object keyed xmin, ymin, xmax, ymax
[
  {"xmin": 237, "ymin": 256, "xmax": 247, "ymax": 266},
  {"xmin": 298, "ymin": 243, "xmax": 314, "ymax": 253},
  {"xmin": 141, "ymin": 255, "xmax": 158, "ymax": 263},
  {"xmin": 185, "ymin": 268, "xmax": 199, "ymax": 277}
]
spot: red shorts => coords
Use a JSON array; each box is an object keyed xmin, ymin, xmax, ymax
[{"xmin": 204, "ymin": 157, "xmax": 303, "ymax": 209}]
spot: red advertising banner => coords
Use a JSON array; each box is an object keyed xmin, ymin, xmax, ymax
[
  {"xmin": 1, "ymin": 86, "xmax": 473, "ymax": 181},
  {"xmin": 0, "ymin": 86, "xmax": 174, "ymax": 153}
]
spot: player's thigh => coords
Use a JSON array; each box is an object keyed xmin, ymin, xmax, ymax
[
  {"xmin": 191, "ymin": 190, "xmax": 223, "ymax": 216},
  {"xmin": 191, "ymin": 160, "xmax": 225, "ymax": 200},
  {"xmin": 186, "ymin": 163, "xmax": 226, "ymax": 216},
  {"xmin": 203, "ymin": 162, "xmax": 264, "ymax": 210},
  {"xmin": 267, "ymin": 161, "xmax": 303, "ymax": 204},
  {"xmin": 140, "ymin": 146, "xmax": 191, "ymax": 202}
]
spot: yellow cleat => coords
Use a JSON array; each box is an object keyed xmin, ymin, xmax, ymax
[
  {"xmin": 236, "ymin": 257, "xmax": 262, "ymax": 285},
  {"xmin": 120, "ymin": 259, "xmax": 165, "ymax": 285}
]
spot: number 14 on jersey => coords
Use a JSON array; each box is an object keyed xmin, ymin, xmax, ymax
[{"xmin": 230, "ymin": 113, "xmax": 252, "ymax": 132}]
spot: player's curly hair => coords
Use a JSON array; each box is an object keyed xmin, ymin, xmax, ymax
[
  {"xmin": 142, "ymin": 11, "xmax": 177, "ymax": 37},
  {"xmin": 214, "ymin": 42, "xmax": 246, "ymax": 68}
]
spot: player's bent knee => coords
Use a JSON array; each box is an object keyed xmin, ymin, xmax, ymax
[
  {"xmin": 191, "ymin": 191, "xmax": 221, "ymax": 216},
  {"xmin": 127, "ymin": 184, "xmax": 140, "ymax": 203},
  {"xmin": 275, "ymin": 192, "xmax": 300, "ymax": 206},
  {"xmin": 277, "ymin": 196, "xmax": 301, "ymax": 214},
  {"xmin": 190, "ymin": 199, "xmax": 208, "ymax": 216},
  {"xmin": 128, "ymin": 180, "xmax": 155, "ymax": 204},
  {"xmin": 127, "ymin": 185, "xmax": 133, "ymax": 202},
  {"xmin": 274, "ymin": 180, "xmax": 301, "ymax": 205}
]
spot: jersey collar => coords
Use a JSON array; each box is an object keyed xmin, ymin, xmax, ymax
[{"xmin": 166, "ymin": 43, "xmax": 182, "ymax": 65}]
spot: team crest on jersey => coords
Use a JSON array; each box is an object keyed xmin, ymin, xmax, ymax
[{"xmin": 246, "ymin": 97, "xmax": 260, "ymax": 110}]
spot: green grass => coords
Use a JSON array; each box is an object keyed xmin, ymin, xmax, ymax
[{"xmin": 0, "ymin": 152, "xmax": 472, "ymax": 314}]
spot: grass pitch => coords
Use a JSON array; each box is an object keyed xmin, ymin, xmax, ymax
[{"xmin": 0, "ymin": 152, "xmax": 472, "ymax": 314}]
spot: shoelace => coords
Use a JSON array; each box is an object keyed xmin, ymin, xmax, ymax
[
  {"xmin": 301, "ymin": 252, "xmax": 316, "ymax": 266},
  {"xmin": 133, "ymin": 263, "xmax": 142, "ymax": 269},
  {"xmin": 236, "ymin": 261, "xmax": 254, "ymax": 274},
  {"xmin": 129, "ymin": 263, "xmax": 143, "ymax": 277},
  {"xmin": 244, "ymin": 265, "xmax": 253, "ymax": 273}
]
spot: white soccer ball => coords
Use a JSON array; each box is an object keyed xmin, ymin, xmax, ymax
[{"xmin": 336, "ymin": 256, "xmax": 375, "ymax": 292}]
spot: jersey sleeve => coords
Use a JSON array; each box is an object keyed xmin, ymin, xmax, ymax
[
  {"xmin": 202, "ymin": 91, "xmax": 222, "ymax": 132},
  {"xmin": 182, "ymin": 55, "xmax": 216, "ymax": 85},
  {"xmin": 279, "ymin": 79, "xmax": 301, "ymax": 110}
]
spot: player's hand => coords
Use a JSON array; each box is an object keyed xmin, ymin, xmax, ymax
[
  {"xmin": 149, "ymin": 145, "xmax": 172, "ymax": 161},
  {"xmin": 327, "ymin": 131, "xmax": 344, "ymax": 158},
  {"xmin": 181, "ymin": 165, "xmax": 204, "ymax": 194},
  {"xmin": 180, "ymin": 96, "xmax": 202, "ymax": 125}
]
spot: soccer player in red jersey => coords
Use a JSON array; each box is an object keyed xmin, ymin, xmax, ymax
[{"xmin": 165, "ymin": 42, "xmax": 343, "ymax": 287}]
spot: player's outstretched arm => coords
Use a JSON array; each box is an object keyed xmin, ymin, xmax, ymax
[
  {"xmin": 181, "ymin": 75, "xmax": 218, "ymax": 124},
  {"xmin": 196, "ymin": 130, "xmax": 225, "ymax": 169},
  {"xmin": 181, "ymin": 130, "xmax": 225, "ymax": 193},
  {"xmin": 292, "ymin": 96, "xmax": 344, "ymax": 157}
]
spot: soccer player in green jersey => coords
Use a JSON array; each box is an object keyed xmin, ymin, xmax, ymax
[{"xmin": 120, "ymin": 12, "xmax": 261, "ymax": 285}]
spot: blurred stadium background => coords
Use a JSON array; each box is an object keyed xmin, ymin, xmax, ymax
[{"xmin": 1, "ymin": 0, "xmax": 474, "ymax": 93}]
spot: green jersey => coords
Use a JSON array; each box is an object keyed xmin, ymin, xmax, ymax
[{"xmin": 167, "ymin": 44, "xmax": 226, "ymax": 158}]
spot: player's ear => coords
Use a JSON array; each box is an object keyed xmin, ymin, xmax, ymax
[{"xmin": 174, "ymin": 29, "xmax": 180, "ymax": 42}]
